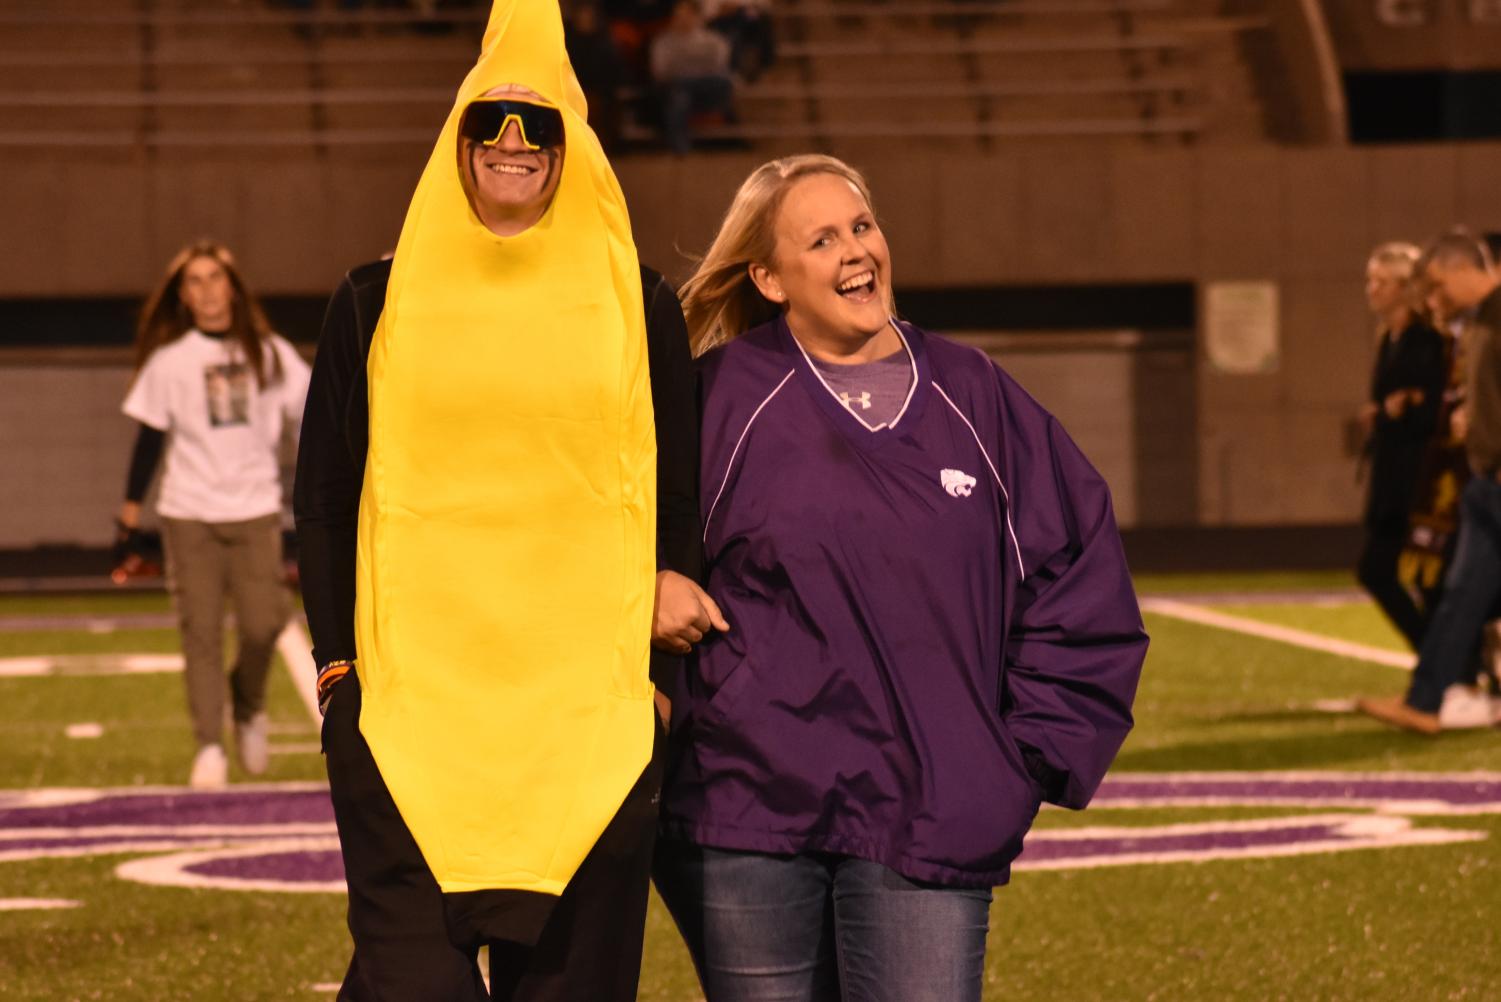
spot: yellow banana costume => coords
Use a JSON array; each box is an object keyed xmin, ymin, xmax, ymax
[{"xmin": 353, "ymin": 0, "xmax": 656, "ymax": 895}]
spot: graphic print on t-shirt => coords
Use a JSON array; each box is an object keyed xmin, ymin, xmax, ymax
[{"xmin": 203, "ymin": 363, "xmax": 252, "ymax": 427}]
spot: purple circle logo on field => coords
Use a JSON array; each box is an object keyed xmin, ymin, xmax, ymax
[{"xmin": 0, "ymin": 773, "xmax": 1495, "ymax": 893}]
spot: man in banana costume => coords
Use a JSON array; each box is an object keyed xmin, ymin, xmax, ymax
[{"xmin": 294, "ymin": 1, "xmax": 711, "ymax": 997}]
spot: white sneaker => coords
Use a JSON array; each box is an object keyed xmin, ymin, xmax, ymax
[
  {"xmin": 189, "ymin": 744, "xmax": 228, "ymax": 789},
  {"xmin": 1436, "ymin": 685, "xmax": 1501, "ymax": 730},
  {"xmin": 235, "ymin": 713, "xmax": 269, "ymax": 776}
]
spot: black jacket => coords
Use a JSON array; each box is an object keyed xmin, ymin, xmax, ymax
[
  {"xmin": 293, "ymin": 258, "xmax": 701, "ymax": 688},
  {"xmin": 1365, "ymin": 319, "xmax": 1448, "ymax": 530}
]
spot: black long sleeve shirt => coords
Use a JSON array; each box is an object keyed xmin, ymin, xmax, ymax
[
  {"xmin": 1365, "ymin": 319, "xmax": 1448, "ymax": 530},
  {"xmin": 293, "ymin": 258, "xmax": 701, "ymax": 688}
]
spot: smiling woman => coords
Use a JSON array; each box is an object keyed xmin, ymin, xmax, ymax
[{"xmin": 655, "ymin": 153, "xmax": 1149, "ymax": 1002}]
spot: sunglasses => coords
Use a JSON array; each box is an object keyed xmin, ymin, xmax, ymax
[{"xmin": 459, "ymin": 98, "xmax": 566, "ymax": 151}]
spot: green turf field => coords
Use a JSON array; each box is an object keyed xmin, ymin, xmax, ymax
[{"xmin": 0, "ymin": 574, "xmax": 1497, "ymax": 1001}]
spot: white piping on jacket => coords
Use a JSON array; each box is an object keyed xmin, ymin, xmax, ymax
[
  {"xmin": 789, "ymin": 318, "xmax": 918, "ymax": 432},
  {"xmin": 932, "ymin": 381, "xmax": 1026, "ymax": 579},
  {"xmin": 702, "ymin": 368, "xmax": 797, "ymax": 543}
]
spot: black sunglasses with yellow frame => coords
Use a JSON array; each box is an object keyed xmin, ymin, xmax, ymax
[{"xmin": 459, "ymin": 98, "xmax": 566, "ymax": 151}]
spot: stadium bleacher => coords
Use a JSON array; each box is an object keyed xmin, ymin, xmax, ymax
[{"xmin": 0, "ymin": 0, "xmax": 1276, "ymax": 152}]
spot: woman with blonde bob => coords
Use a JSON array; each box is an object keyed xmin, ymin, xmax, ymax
[
  {"xmin": 653, "ymin": 154, "xmax": 1148, "ymax": 1001},
  {"xmin": 1355, "ymin": 241, "xmax": 1448, "ymax": 648}
]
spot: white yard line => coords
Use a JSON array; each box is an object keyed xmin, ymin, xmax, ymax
[
  {"xmin": 0, "ymin": 898, "xmax": 81, "ymax": 911},
  {"xmin": 0, "ymin": 617, "xmax": 319, "ymax": 725},
  {"xmin": 269, "ymin": 742, "xmax": 322, "ymax": 756},
  {"xmin": 0, "ymin": 653, "xmax": 184, "ymax": 677},
  {"xmin": 276, "ymin": 620, "xmax": 321, "ymax": 724},
  {"xmin": 1139, "ymin": 597, "xmax": 1416, "ymax": 670}
]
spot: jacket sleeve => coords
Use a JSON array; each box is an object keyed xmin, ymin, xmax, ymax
[
  {"xmin": 293, "ymin": 275, "xmax": 367, "ymax": 669},
  {"xmin": 644, "ymin": 270, "xmax": 702, "ymax": 690},
  {"xmin": 1375, "ymin": 326, "xmax": 1446, "ymax": 440},
  {"xmin": 996, "ymin": 377, "xmax": 1148, "ymax": 810},
  {"xmin": 123, "ymin": 423, "xmax": 166, "ymax": 503}
]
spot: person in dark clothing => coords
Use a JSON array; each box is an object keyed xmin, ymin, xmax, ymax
[
  {"xmin": 705, "ymin": 0, "xmax": 775, "ymax": 81},
  {"xmin": 1360, "ymin": 230, "xmax": 1501, "ymax": 734},
  {"xmin": 1355, "ymin": 241, "xmax": 1448, "ymax": 649},
  {"xmin": 294, "ymin": 3, "xmax": 709, "ymax": 998},
  {"xmin": 563, "ymin": 2, "xmax": 626, "ymax": 149}
]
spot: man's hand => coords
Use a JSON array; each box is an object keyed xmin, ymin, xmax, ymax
[
  {"xmin": 652, "ymin": 570, "xmax": 730, "ymax": 655},
  {"xmin": 1383, "ymin": 388, "xmax": 1423, "ymax": 420}
]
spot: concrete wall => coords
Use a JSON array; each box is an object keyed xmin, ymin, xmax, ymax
[{"xmin": 2, "ymin": 142, "xmax": 1499, "ymax": 545}]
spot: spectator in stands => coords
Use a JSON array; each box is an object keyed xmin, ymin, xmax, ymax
[
  {"xmin": 1359, "ymin": 230, "xmax": 1501, "ymax": 733},
  {"xmin": 651, "ymin": 0, "xmax": 736, "ymax": 154},
  {"xmin": 652, "ymin": 154, "xmax": 1146, "ymax": 1001},
  {"xmin": 116, "ymin": 240, "xmax": 310, "ymax": 789},
  {"xmin": 604, "ymin": 0, "xmax": 676, "ymax": 22},
  {"xmin": 1354, "ymin": 242, "xmax": 1447, "ymax": 649},
  {"xmin": 602, "ymin": 0, "xmax": 677, "ymax": 76},
  {"xmin": 565, "ymin": 1, "xmax": 626, "ymax": 149},
  {"xmin": 703, "ymin": 0, "xmax": 774, "ymax": 81}
]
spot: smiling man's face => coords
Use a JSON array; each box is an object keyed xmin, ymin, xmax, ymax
[{"xmin": 462, "ymin": 84, "xmax": 565, "ymax": 237}]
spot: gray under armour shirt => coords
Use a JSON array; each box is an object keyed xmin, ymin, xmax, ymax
[{"xmin": 810, "ymin": 349, "xmax": 914, "ymax": 429}]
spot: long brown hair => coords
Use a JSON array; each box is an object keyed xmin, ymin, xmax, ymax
[
  {"xmin": 679, "ymin": 154, "xmax": 893, "ymax": 356},
  {"xmin": 133, "ymin": 239, "xmax": 281, "ymax": 387}
]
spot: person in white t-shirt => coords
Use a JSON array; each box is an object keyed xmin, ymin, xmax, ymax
[{"xmin": 117, "ymin": 240, "xmax": 311, "ymax": 789}]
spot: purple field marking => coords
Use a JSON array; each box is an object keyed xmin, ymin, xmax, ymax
[
  {"xmin": 0, "ymin": 774, "xmax": 1490, "ymax": 892},
  {"xmin": 187, "ymin": 848, "xmax": 344, "ymax": 883},
  {"xmin": 1092, "ymin": 773, "xmax": 1501, "ymax": 811},
  {"xmin": 1022, "ymin": 822, "xmax": 1347, "ymax": 862},
  {"xmin": 0, "ymin": 834, "xmax": 244, "ymax": 853},
  {"xmin": 0, "ymin": 787, "xmax": 334, "ymax": 830}
]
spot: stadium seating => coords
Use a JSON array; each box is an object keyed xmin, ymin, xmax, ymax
[{"xmin": 0, "ymin": 0, "xmax": 1276, "ymax": 153}]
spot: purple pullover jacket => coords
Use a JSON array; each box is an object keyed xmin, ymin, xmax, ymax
[{"xmin": 659, "ymin": 318, "xmax": 1148, "ymax": 888}]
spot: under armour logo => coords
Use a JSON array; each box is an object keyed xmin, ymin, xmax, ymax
[
  {"xmin": 941, "ymin": 469, "xmax": 977, "ymax": 497},
  {"xmin": 839, "ymin": 391, "xmax": 872, "ymax": 411}
]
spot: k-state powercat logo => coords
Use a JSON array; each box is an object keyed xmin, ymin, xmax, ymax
[{"xmin": 941, "ymin": 468, "xmax": 978, "ymax": 497}]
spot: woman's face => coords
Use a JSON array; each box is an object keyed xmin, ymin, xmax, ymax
[
  {"xmin": 1364, "ymin": 260, "xmax": 1406, "ymax": 317},
  {"xmin": 755, "ymin": 173, "xmax": 891, "ymax": 347},
  {"xmin": 179, "ymin": 255, "xmax": 234, "ymax": 332}
]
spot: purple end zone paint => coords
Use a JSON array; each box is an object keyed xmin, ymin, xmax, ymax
[
  {"xmin": 186, "ymin": 849, "xmax": 344, "ymax": 883},
  {"xmin": 1019, "ymin": 823, "xmax": 1349, "ymax": 863},
  {"xmin": 0, "ymin": 789, "xmax": 333, "ymax": 830},
  {"xmin": 0, "ymin": 776, "xmax": 1494, "ymax": 892},
  {"xmin": 1093, "ymin": 775, "xmax": 1501, "ymax": 807}
]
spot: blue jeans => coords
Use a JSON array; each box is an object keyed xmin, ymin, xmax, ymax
[
  {"xmin": 653, "ymin": 840, "xmax": 992, "ymax": 1002},
  {"xmin": 1405, "ymin": 475, "xmax": 1501, "ymax": 713}
]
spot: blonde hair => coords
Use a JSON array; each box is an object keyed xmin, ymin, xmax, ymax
[
  {"xmin": 679, "ymin": 154, "xmax": 893, "ymax": 355},
  {"xmin": 1368, "ymin": 241, "xmax": 1421, "ymax": 284},
  {"xmin": 1366, "ymin": 241, "xmax": 1427, "ymax": 328}
]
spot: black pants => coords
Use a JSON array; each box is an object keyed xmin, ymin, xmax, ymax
[
  {"xmin": 1357, "ymin": 528, "xmax": 1427, "ymax": 650},
  {"xmin": 323, "ymin": 673, "xmax": 665, "ymax": 1002}
]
